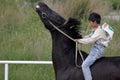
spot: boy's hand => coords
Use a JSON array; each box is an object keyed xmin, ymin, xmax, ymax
[{"xmin": 74, "ymin": 39, "xmax": 80, "ymax": 43}]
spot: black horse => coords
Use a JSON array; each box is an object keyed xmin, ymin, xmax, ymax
[{"xmin": 35, "ymin": 2, "xmax": 120, "ymax": 80}]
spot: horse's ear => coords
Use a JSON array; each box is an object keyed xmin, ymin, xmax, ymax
[{"xmin": 62, "ymin": 18, "xmax": 81, "ymax": 27}]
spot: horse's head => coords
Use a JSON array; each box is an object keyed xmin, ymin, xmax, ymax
[
  {"xmin": 36, "ymin": 2, "xmax": 65, "ymax": 31},
  {"xmin": 36, "ymin": 2, "xmax": 82, "ymax": 39}
]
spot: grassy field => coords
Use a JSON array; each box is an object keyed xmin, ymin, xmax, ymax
[
  {"xmin": 0, "ymin": 0, "xmax": 120, "ymax": 80},
  {"xmin": 0, "ymin": 0, "xmax": 54, "ymax": 80}
]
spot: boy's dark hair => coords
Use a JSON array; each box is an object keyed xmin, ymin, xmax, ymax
[{"xmin": 88, "ymin": 12, "xmax": 101, "ymax": 24}]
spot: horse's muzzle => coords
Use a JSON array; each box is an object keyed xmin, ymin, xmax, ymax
[
  {"xmin": 36, "ymin": 5, "xmax": 40, "ymax": 9},
  {"xmin": 35, "ymin": 5, "xmax": 41, "ymax": 13}
]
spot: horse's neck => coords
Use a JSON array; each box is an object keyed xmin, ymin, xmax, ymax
[{"xmin": 51, "ymin": 31, "xmax": 76, "ymax": 69}]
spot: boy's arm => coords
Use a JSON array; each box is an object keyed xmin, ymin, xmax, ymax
[
  {"xmin": 83, "ymin": 34, "xmax": 91, "ymax": 38},
  {"xmin": 75, "ymin": 29, "xmax": 102, "ymax": 44}
]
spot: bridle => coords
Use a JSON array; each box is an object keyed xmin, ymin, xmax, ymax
[{"xmin": 41, "ymin": 12, "xmax": 84, "ymax": 68}]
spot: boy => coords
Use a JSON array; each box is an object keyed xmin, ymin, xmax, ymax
[{"xmin": 75, "ymin": 12, "xmax": 114, "ymax": 80}]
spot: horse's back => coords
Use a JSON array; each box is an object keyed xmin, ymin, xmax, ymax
[
  {"xmin": 91, "ymin": 56, "xmax": 120, "ymax": 80},
  {"xmin": 96, "ymin": 56, "xmax": 120, "ymax": 67}
]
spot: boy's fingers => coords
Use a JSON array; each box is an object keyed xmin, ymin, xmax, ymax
[{"xmin": 74, "ymin": 39, "xmax": 79, "ymax": 42}]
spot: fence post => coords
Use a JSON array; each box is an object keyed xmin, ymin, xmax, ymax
[{"xmin": 5, "ymin": 64, "xmax": 8, "ymax": 80}]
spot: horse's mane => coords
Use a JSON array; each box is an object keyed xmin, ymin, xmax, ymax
[{"xmin": 63, "ymin": 18, "xmax": 82, "ymax": 39}]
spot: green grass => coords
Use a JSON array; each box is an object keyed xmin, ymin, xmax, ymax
[
  {"xmin": 0, "ymin": 0, "xmax": 52, "ymax": 60},
  {"xmin": 0, "ymin": 64, "xmax": 55, "ymax": 80},
  {"xmin": 9, "ymin": 65, "xmax": 54, "ymax": 80},
  {"xmin": 105, "ymin": 0, "xmax": 120, "ymax": 10},
  {"xmin": 0, "ymin": 0, "xmax": 54, "ymax": 80},
  {"xmin": 0, "ymin": 0, "xmax": 120, "ymax": 80}
]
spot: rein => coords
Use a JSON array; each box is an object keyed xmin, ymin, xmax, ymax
[{"xmin": 41, "ymin": 12, "xmax": 84, "ymax": 68}]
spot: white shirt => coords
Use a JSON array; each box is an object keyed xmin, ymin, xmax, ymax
[{"xmin": 78, "ymin": 25, "xmax": 112, "ymax": 47}]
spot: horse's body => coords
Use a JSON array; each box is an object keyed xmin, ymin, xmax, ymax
[{"xmin": 36, "ymin": 2, "xmax": 120, "ymax": 80}]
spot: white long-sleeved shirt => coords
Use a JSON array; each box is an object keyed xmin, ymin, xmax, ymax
[{"xmin": 78, "ymin": 26, "xmax": 111, "ymax": 47}]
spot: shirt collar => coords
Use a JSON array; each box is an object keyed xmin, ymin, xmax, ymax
[{"xmin": 92, "ymin": 25, "xmax": 101, "ymax": 31}]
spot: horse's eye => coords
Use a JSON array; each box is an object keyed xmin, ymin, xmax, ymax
[{"xmin": 42, "ymin": 12, "xmax": 47, "ymax": 19}]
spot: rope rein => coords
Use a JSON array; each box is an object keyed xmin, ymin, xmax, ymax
[
  {"xmin": 48, "ymin": 20, "xmax": 84, "ymax": 68},
  {"xmin": 75, "ymin": 42, "xmax": 84, "ymax": 68}
]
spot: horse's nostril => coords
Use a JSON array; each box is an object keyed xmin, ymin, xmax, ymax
[{"xmin": 36, "ymin": 5, "xmax": 40, "ymax": 9}]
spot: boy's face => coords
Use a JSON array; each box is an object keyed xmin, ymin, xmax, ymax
[{"xmin": 89, "ymin": 21, "xmax": 98, "ymax": 29}]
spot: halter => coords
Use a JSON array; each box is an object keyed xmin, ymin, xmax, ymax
[{"xmin": 41, "ymin": 12, "xmax": 84, "ymax": 68}]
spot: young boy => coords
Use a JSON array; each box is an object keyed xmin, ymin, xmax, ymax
[{"xmin": 75, "ymin": 12, "xmax": 114, "ymax": 80}]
